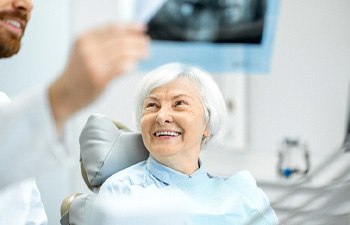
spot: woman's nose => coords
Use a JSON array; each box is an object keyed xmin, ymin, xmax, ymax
[{"xmin": 156, "ymin": 107, "xmax": 173, "ymax": 125}]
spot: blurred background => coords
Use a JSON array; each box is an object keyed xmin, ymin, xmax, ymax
[{"xmin": 1, "ymin": 0, "xmax": 350, "ymax": 224}]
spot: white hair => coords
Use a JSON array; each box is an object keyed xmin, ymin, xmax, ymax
[{"xmin": 134, "ymin": 63, "xmax": 228, "ymax": 143}]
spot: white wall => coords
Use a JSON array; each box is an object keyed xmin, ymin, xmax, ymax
[{"xmin": 248, "ymin": 0, "xmax": 350, "ymax": 156}]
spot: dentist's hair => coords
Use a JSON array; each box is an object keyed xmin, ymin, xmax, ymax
[{"xmin": 134, "ymin": 62, "xmax": 228, "ymax": 143}]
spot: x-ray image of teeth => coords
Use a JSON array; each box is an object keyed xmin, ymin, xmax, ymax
[{"xmin": 147, "ymin": 0, "xmax": 266, "ymax": 44}]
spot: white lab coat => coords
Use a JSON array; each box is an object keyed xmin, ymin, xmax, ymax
[
  {"xmin": 0, "ymin": 179, "xmax": 47, "ymax": 225},
  {"xmin": 0, "ymin": 88, "xmax": 71, "ymax": 188},
  {"xmin": 0, "ymin": 91, "xmax": 48, "ymax": 224}
]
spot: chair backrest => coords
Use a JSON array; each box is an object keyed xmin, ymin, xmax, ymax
[
  {"xmin": 79, "ymin": 113, "xmax": 149, "ymax": 191},
  {"xmin": 60, "ymin": 114, "xmax": 149, "ymax": 225}
]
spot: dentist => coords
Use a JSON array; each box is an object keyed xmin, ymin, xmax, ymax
[{"xmin": 0, "ymin": 0, "xmax": 149, "ymax": 224}]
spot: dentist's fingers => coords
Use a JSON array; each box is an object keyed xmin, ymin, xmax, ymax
[{"xmin": 49, "ymin": 23, "xmax": 150, "ymax": 130}]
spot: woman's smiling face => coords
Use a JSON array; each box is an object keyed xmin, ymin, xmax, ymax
[{"xmin": 141, "ymin": 77, "xmax": 208, "ymax": 162}]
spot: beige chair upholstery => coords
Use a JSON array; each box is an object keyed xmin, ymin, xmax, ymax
[{"xmin": 60, "ymin": 114, "xmax": 149, "ymax": 225}]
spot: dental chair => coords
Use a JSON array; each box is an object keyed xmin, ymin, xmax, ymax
[{"xmin": 60, "ymin": 114, "xmax": 149, "ymax": 225}]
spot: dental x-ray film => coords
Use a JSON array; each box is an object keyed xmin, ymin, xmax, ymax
[{"xmin": 147, "ymin": 0, "xmax": 266, "ymax": 43}]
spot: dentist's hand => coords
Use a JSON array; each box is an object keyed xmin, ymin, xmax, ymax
[{"xmin": 48, "ymin": 23, "xmax": 149, "ymax": 130}]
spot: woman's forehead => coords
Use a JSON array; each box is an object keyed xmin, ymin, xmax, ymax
[{"xmin": 148, "ymin": 77, "xmax": 200, "ymax": 98}]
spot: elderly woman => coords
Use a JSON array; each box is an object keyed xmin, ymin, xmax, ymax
[{"xmin": 98, "ymin": 63, "xmax": 278, "ymax": 224}]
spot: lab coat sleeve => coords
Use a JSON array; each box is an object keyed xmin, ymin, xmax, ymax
[
  {"xmin": 24, "ymin": 179, "xmax": 48, "ymax": 225},
  {"xmin": 0, "ymin": 87, "xmax": 72, "ymax": 189},
  {"xmin": 0, "ymin": 178, "xmax": 47, "ymax": 225}
]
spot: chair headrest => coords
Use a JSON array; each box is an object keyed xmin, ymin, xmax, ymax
[{"xmin": 79, "ymin": 114, "xmax": 149, "ymax": 191}]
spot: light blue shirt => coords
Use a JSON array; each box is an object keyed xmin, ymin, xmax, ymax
[{"xmin": 99, "ymin": 156, "xmax": 278, "ymax": 225}]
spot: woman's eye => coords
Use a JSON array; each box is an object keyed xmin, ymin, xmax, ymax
[
  {"xmin": 175, "ymin": 100, "xmax": 187, "ymax": 106},
  {"xmin": 145, "ymin": 102, "xmax": 157, "ymax": 108}
]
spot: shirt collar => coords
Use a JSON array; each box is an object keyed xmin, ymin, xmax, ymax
[{"xmin": 146, "ymin": 155, "xmax": 209, "ymax": 185}]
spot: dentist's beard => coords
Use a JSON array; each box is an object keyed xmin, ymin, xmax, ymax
[{"xmin": 0, "ymin": 11, "xmax": 28, "ymax": 58}]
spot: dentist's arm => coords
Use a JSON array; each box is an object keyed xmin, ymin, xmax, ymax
[
  {"xmin": 0, "ymin": 24, "xmax": 149, "ymax": 188},
  {"xmin": 49, "ymin": 23, "xmax": 149, "ymax": 130}
]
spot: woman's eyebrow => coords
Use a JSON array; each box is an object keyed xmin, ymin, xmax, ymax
[
  {"xmin": 172, "ymin": 94, "xmax": 194, "ymax": 100},
  {"xmin": 147, "ymin": 92, "xmax": 196, "ymax": 101},
  {"xmin": 145, "ymin": 96, "xmax": 159, "ymax": 101}
]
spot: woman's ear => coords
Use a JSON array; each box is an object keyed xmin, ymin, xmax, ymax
[
  {"xmin": 203, "ymin": 129, "xmax": 209, "ymax": 138},
  {"xmin": 203, "ymin": 127, "xmax": 209, "ymax": 138}
]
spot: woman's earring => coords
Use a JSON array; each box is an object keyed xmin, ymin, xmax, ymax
[{"xmin": 202, "ymin": 135, "xmax": 208, "ymax": 144}]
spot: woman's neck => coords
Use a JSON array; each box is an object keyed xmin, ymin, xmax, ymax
[{"xmin": 152, "ymin": 154, "xmax": 200, "ymax": 175}]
